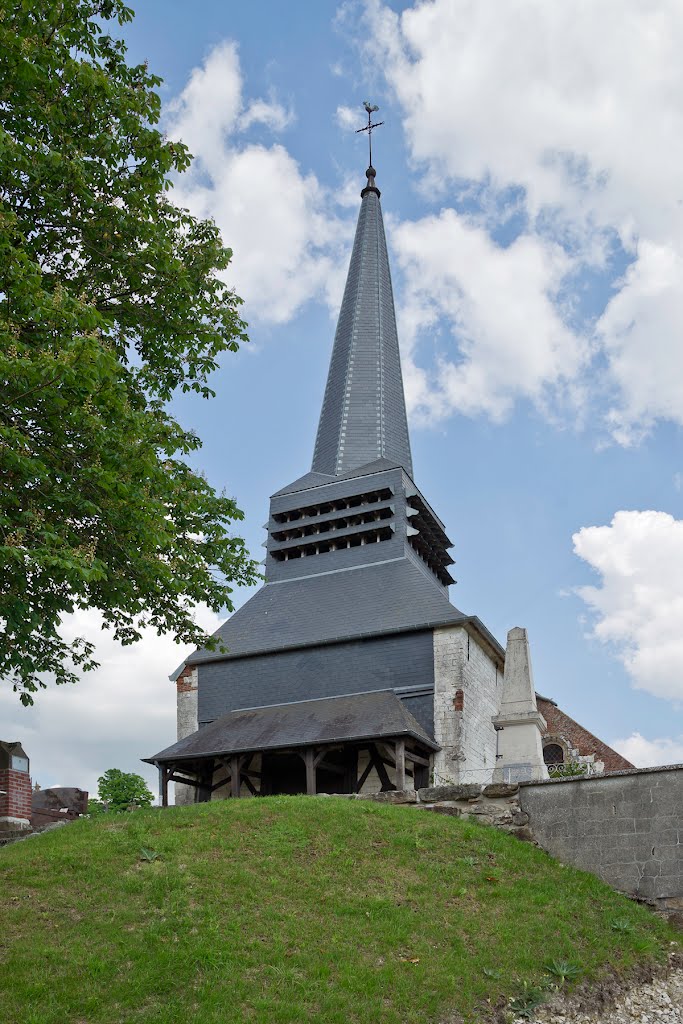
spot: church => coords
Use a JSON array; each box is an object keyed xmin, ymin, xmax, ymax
[{"xmin": 146, "ymin": 143, "xmax": 631, "ymax": 804}]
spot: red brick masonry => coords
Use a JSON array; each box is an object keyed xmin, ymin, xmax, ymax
[
  {"xmin": 0, "ymin": 767, "xmax": 32, "ymax": 822},
  {"xmin": 176, "ymin": 665, "xmax": 197, "ymax": 694},
  {"xmin": 537, "ymin": 696, "xmax": 634, "ymax": 772}
]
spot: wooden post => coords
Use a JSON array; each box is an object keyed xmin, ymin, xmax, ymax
[
  {"xmin": 395, "ymin": 738, "xmax": 406, "ymax": 792},
  {"xmin": 197, "ymin": 762, "xmax": 213, "ymax": 803},
  {"xmin": 304, "ymin": 748, "xmax": 316, "ymax": 795},
  {"xmin": 369, "ymin": 743, "xmax": 393, "ymax": 791},
  {"xmin": 158, "ymin": 764, "xmax": 168, "ymax": 808},
  {"xmin": 413, "ymin": 759, "xmax": 429, "ymax": 791},
  {"xmin": 344, "ymin": 748, "xmax": 359, "ymax": 795},
  {"xmin": 230, "ymin": 755, "xmax": 241, "ymax": 799}
]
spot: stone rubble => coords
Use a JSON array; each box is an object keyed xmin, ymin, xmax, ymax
[
  {"xmin": 514, "ymin": 958, "xmax": 683, "ymax": 1024},
  {"xmin": 0, "ymin": 819, "xmax": 70, "ymax": 847}
]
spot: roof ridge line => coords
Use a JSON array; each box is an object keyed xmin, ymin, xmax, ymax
[
  {"xmin": 263, "ymin": 555, "xmax": 405, "ymax": 585},
  {"xmin": 231, "ymin": 688, "xmax": 394, "ymax": 713}
]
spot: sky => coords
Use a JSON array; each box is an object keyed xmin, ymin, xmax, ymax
[{"xmin": 3, "ymin": 0, "xmax": 683, "ymax": 800}]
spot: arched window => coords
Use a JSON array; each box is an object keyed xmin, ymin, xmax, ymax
[{"xmin": 543, "ymin": 743, "xmax": 564, "ymax": 766}]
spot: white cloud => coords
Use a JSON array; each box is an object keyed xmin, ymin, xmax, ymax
[
  {"xmin": 335, "ymin": 104, "xmax": 357, "ymax": 130},
  {"xmin": 166, "ymin": 40, "xmax": 243, "ymax": 172},
  {"xmin": 367, "ymin": 0, "xmax": 683, "ymax": 239},
  {"xmin": 391, "ymin": 209, "xmax": 587, "ymax": 423},
  {"xmin": 0, "ymin": 607, "xmax": 223, "ymax": 803},
  {"xmin": 597, "ymin": 242, "xmax": 683, "ymax": 443},
  {"xmin": 240, "ymin": 96, "xmax": 293, "ymax": 133},
  {"xmin": 367, "ymin": 0, "xmax": 683, "ymax": 438},
  {"xmin": 166, "ymin": 41, "xmax": 351, "ymax": 324},
  {"xmin": 610, "ymin": 732, "xmax": 683, "ymax": 768},
  {"xmin": 573, "ymin": 510, "xmax": 683, "ymax": 702}
]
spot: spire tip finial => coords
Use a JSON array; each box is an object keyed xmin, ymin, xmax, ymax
[{"xmin": 356, "ymin": 101, "xmax": 384, "ymax": 180}]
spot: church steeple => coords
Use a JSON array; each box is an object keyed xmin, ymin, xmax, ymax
[{"xmin": 311, "ymin": 160, "xmax": 413, "ymax": 478}]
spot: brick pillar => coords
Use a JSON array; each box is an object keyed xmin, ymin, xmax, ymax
[{"xmin": 0, "ymin": 768, "xmax": 33, "ymax": 831}]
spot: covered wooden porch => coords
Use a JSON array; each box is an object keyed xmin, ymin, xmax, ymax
[{"xmin": 144, "ymin": 690, "xmax": 439, "ymax": 805}]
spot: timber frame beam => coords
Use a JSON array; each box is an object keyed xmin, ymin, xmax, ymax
[{"xmin": 155, "ymin": 735, "xmax": 434, "ymax": 804}]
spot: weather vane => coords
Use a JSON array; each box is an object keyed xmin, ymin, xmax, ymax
[{"xmin": 356, "ymin": 101, "xmax": 384, "ymax": 168}]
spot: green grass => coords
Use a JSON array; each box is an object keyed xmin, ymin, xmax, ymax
[{"xmin": 0, "ymin": 797, "xmax": 678, "ymax": 1024}]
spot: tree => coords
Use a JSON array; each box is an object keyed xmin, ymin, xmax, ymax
[
  {"xmin": 92, "ymin": 768, "xmax": 154, "ymax": 812},
  {"xmin": 0, "ymin": 1, "xmax": 260, "ymax": 704}
]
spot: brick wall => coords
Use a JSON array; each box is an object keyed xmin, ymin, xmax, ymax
[
  {"xmin": 433, "ymin": 626, "xmax": 502, "ymax": 786},
  {"xmin": 0, "ymin": 768, "xmax": 32, "ymax": 826},
  {"xmin": 176, "ymin": 664, "xmax": 198, "ymax": 695},
  {"xmin": 536, "ymin": 697, "xmax": 634, "ymax": 772}
]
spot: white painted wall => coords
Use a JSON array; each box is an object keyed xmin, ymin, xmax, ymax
[
  {"xmin": 175, "ymin": 666, "xmax": 198, "ymax": 806},
  {"xmin": 212, "ymin": 753, "xmax": 262, "ymax": 799},
  {"xmin": 433, "ymin": 625, "xmax": 501, "ymax": 786}
]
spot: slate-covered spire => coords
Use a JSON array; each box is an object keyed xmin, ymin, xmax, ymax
[{"xmin": 311, "ymin": 165, "xmax": 413, "ymax": 478}]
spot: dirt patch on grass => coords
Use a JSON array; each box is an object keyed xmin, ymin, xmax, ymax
[{"xmin": 523, "ymin": 951, "xmax": 683, "ymax": 1023}]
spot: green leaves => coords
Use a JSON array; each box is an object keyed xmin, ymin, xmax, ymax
[
  {"xmin": 0, "ymin": 1, "xmax": 259, "ymax": 702},
  {"xmin": 611, "ymin": 918, "xmax": 635, "ymax": 934},
  {"xmin": 97, "ymin": 768, "xmax": 153, "ymax": 811},
  {"xmin": 544, "ymin": 958, "xmax": 582, "ymax": 985},
  {"xmin": 508, "ymin": 981, "xmax": 546, "ymax": 1019},
  {"xmin": 138, "ymin": 848, "xmax": 160, "ymax": 862}
]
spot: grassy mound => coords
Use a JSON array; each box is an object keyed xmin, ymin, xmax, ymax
[{"xmin": 0, "ymin": 797, "xmax": 677, "ymax": 1024}]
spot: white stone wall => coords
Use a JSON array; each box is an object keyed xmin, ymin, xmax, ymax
[
  {"xmin": 175, "ymin": 666, "xmax": 198, "ymax": 806},
  {"xmin": 355, "ymin": 744, "xmax": 414, "ymax": 795},
  {"xmin": 212, "ymin": 753, "xmax": 262, "ymax": 799},
  {"xmin": 433, "ymin": 625, "xmax": 501, "ymax": 786}
]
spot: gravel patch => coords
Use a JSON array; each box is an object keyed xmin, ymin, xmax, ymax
[{"xmin": 514, "ymin": 954, "xmax": 683, "ymax": 1024}]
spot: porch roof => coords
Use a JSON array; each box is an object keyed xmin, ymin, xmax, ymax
[{"xmin": 145, "ymin": 690, "xmax": 439, "ymax": 766}]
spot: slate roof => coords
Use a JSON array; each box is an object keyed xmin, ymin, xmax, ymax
[
  {"xmin": 311, "ymin": 170, "xmax": 413, "ymax": 478},
  {"xmin": 187, "ymin": 555, "xmax": 465, "ymax": 666},
  {"xmin": 272, "ymin": 471, "xmax": 335, "ymax": 498},
  {"xmin": 333, "ymin": 457, "xmax": 404, "ymax": 483},
  {"xmin": 146, "ymin": 690, "xmax": 440, "ymax": 764},
  {"xmin": 273, "ymin": 459, "xmax": 403, "ymax": 499}
]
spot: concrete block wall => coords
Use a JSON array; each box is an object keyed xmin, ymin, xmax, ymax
[
  {"xmin": 519, "ymin": 764, "xmax": 683, "ymax": 910},
  {"xmin": 175, "ymin": 665, "xmax": 198, "ymax": 806},
  {"xmin": 433, "ymin": 626, "xmax": 501, "ymax": 786},
  {"xmin": 0, "ymin": 768, "xmax": 32, "ymax": 829}
]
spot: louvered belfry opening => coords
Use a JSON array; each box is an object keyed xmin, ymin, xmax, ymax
[{"xmin": 269, "ymin": 486, "xmax": 395, "ymax": 562}]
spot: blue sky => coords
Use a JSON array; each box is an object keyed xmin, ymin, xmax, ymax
[{"xmin": 4, "ymin": 0, "xmax": 683, "ymax": 798}]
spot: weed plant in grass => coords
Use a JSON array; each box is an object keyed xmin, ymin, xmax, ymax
[{"xmin": 0, "ymin": 797, "xmax": 677, "ymax": 1024}]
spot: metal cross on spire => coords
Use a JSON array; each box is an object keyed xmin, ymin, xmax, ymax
[{"xmin": 356, "ymin": 101, "xmax": 384, "ymax": 168}]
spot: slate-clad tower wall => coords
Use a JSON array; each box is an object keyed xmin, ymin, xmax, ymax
[
  {"xmin": 185, "ymin": 164, "xmax": 465, "ymax": 692},
  {"xmin": 161, "ymin": 152, "xmax": 623, "ymax": 800},
  {"xmin": 312, "ymin": 170, "xmax": 413, "ymax": 478},
  {"xmin": 174, "ymin": 159, "xmax": 507, "ymax": 782},
  {"xmin": 163, "ymin": 156, "xmax": 515, "ymax": 805}
]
